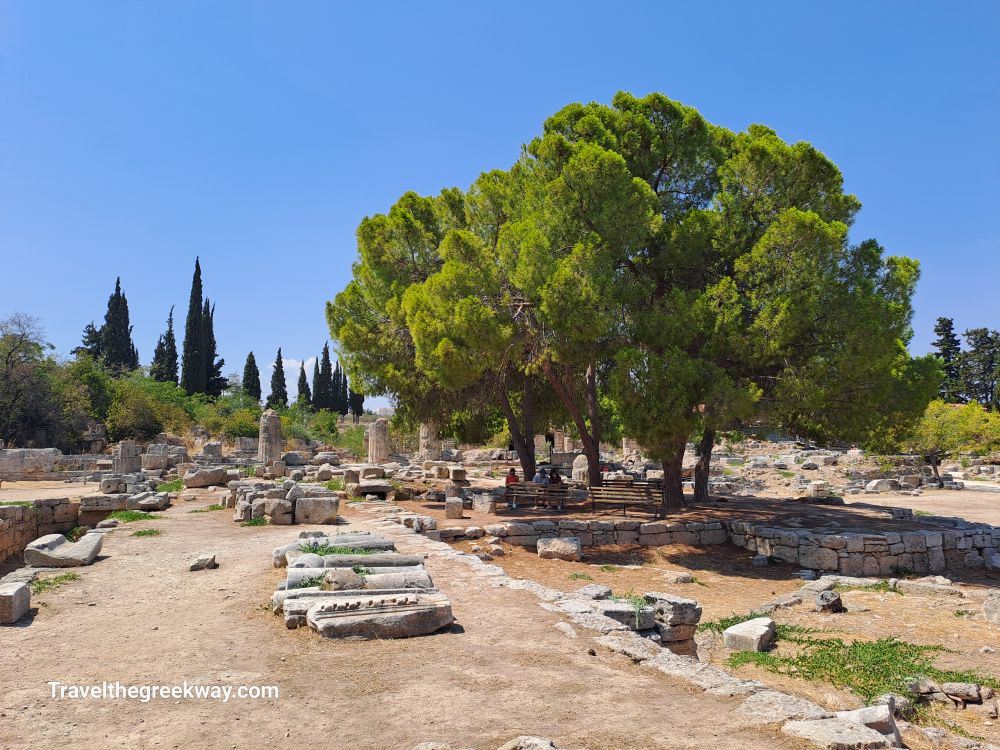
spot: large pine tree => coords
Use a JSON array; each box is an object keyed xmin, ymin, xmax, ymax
[
  {"xmin": 74, "ymin": 322, "xmax": 104, "ymax": 359},
  {"xmin": 317, "ymin": 343, "xmax": 333, "ymax": 410},
  {"xmin": 267, "ymin": 348, "xmax": 288, "ymax": 408},
  {"xmin": 296, "ymin": 363, "xmax": 312, "ymax": 407},
  {"xmin": 243, "ymin": 352, "xmax": 261, "ymax": 402},
  {"xmin": 959, "ymin": 328, "xmax": 1000, "ymax": 411},
  {"xmin": 202, "ymin": 299, "xmax": 226, "ymax": 397},
  {"xmin": 181, "ymin": 258, "xmax": 206, "ymax": 395},
  {"xmin": 97, "ymin": 277, "xmax": 140, "ymax": 371},
  {"xmin": 150, "ymin": 306, "xmax": 179, "ymax": 383}
]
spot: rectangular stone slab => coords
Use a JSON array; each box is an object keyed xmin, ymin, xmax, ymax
[
  {"xmin": 0, "ymin": 582, "xmax": 30, "ymax": 624},
  {"xmin": 322, "ymin": 554, "xmax": 424, "ymax": 568},
  {"xmin": 306, "ymin": 591, "xmax": 453, "ymax": 639}
]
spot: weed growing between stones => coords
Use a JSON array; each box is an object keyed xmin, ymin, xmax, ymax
[
  {"xmin": 108, "ymin": 510, "xmax": 160, "ymax": 523},
  {"xmin": 65, "ymin": 526, "xmax": 87, "ymax": 542},
  {"xmin": 324, "ymin": 478, "xmax": 345, "ymax": 491},
  {"xmin": 0, "ymin": 500, "xmax": 35, "ymax": 507},
  {"xmin": 833, "ymin": 580, "xmax": 900, "ymax": 595},
  {"xmin": 612, "ymin": 591, "xmax": 647, "ymax": 629},
  {"xmin": 727, "ymin": 635, "xmax": 1000, "ymax": 704},
  {"xmin": 240, "ymin": 517, "xmax": 268, "ymax": 527},
  {"xmin": 30, "ymin": 572, "xmax": 80, "ymax": 594},
  {"xmin": 699, "ymin": 612, "xmax": 817, "ymax": 641},
  {"xmin": 190, "ymin": 504, "xmax": 227, "ymax": 513},
  {"xmin": 299, "ymin": 542, "xmax": 374, "ymax": 555},
  {"xmin": 156, "ymin": 478, "xmax": 184, "ymax": 492},
  {"xmin": 351, "ymin": 565, "xmax": 373, "ymax": 575},
  {"xmin": 292, "ymin": 575, "xmax": 326, "ymax": 589},
  {"xmin": 132, "ymin": 528, "xmax": 163, "ymax": 537},
  {"xmin": 569, "ymin": 573, "xmax": 593, "ymax": 581}
]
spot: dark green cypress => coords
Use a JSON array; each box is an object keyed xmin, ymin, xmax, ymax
[
  {"xmin": 332, "ymin": 360, "xmax": 343, "ymax": 412},
  {"xmin": 243, "ymin": 352, "xmax": 261, "ymax": 402},
  {"xmin": 100, "ymin": 278, "xmax": 139, "ymax": 371},
  {"xmin": 348, "ymin": 387, "xmax": 364, "ymax": 423},
  {"xmin": 338, "ymin": 365, "xmax": 350, "ymax": 417},
  {"xmin": 202, "ymin": 299, "xmax": 226, "ymax": 397},
  {"xmin": 181, "ymin": 258, "xmax": 206, "ymax": 395},
  {"xmin": 150, "ymin": 306, "xmax": 179, "ymax": 384},
  {"xmin": 311, "ymin": 359, "xmax": 321, "ymax": 409},
  {"xmin": 317, "ymin": 343, "xmax": 333, "ymax": 410},
  {"xmin": 932, "ymin": 317, "xmax": 964, "ymax": 403},
  {"xmin": 296, "ymin": 363, "xmax": 312, "ymax": 407},
  {"xmin": 267, "ymin": 348, "xmax": 288, "ymax": 408}
]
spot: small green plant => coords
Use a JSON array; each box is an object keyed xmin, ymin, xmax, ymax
[
  {"xmin": 599, "ymin": 564, "xmax": 620, "ymax": 573},
  {"xmin": 132, "ymin": 528, "xmax": 162, "ymax": 538},
  {"xmin": 292, "ymin": 575, "xmax": 326, "ymax": 589},
  {"xmin": 241, "ymin": 517, "xmax": 268, "ymax": 527},
  {"xmin": 324, "ymin": 477, "xmax": 345, "ymax": 492},
  {"xmin": 0, "ymin": 500, "xmax": 36, "ymax": 507},
  {"xmin": 954, "ymin": 609, "xmax": 975, "ymax": 617},
  {"xmin": 31, "ymin": 572, "xmax": 80, "ymax": 594},
  {"xmin": 689, "ymin": 576, "xmax": 709, "ymax": 588},
  {"xmin": 108, "ymin": 510, "xmax": 160, "ymax": 523},
  {"xmin": 833, "ymin": 580, "xmax": 900, "ymax": 595},
  {"xmin": 300, "ymin": 542, "xmax": 374, "ymax": 555},
  {"xmin": 727, "ymin": 635, "xmax": 1000, "ymax": 704},
  {"xmin": 611, "ymin": 591, "xmax": 647, "ymax": 628},
  {"xmin": 239, "ymin": 465, "xmax": 257, "ymax": 478},
  {"xmin": 65, "ymin": 526, "xmax": 87, "ymax": 542},
  {"xmin": 698, "ymin": 611, "xmax": 769, "ymax": 633},
  {"xmin": 569, "ymin": 572, "xmax": 593, "ymax": 581},
  {"xmin": 156, "ymin": 478, "xmax": 184, "ymax": 492},
  {"xmin": 351, "ymin": 564, "xmax": 373, "ymax": 575},
  {"xmin": 914, "ymin": 510, "xmax": 932, "ymax": 517},
  {"xmin": 777, "ymin": 470, "xmax": 796, "ymax": 479},
  {"xmin": 190, "ymin": 504, "xmax": 227, "ymax": 513}
]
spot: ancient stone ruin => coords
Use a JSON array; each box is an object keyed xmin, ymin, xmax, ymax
[
  {"xmin": 270, "ymin": 531, "xmax": 453, "ymax": 639},
  {"xmin": 257, "ymin": 408, "xmax": 282, "ymax": 466},
  {"xmin": 367, "ymin": 417, "xmax": 390, "ymax": 464}
]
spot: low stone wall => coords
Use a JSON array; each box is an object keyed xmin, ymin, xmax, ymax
[
  {"xmin": 0, "ymin": 499, "xmax": 78, "ymax": 565},
  {"xmin": 423, "ymin": 514, "xmax": 999, "ymax": 575},
  {"xmin": 728, "ymin": 520, "xmax": 1000, "ymax": 575}
]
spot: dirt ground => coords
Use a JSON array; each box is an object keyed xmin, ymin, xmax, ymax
[
  {"xmin": 0, "ymin": 479, "xmax": 97, "ymax": 502},
  {"xmin": 0, "ymin": 495, "xmax": 809, "ymax": 750}
]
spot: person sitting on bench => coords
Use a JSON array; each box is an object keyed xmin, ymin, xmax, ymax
[
  {"xmin": 548, "ymin": 468, "xmax": 563, "ymax": 485},
  {"xmin": 505, "ymin": 467, "xmax": 519, "ymax": 486},
  {"xmin": 532, "ymin": 468, "xmax": 548, "ymax": 484}
]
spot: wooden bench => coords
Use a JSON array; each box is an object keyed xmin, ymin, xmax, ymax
[
  {"xmin": 589, "ymin": 485, "xmax": 670, "ymax": 517},
  {"xmin": 504, "ymin": 483, "xmax": 573, "ymax": 511}
]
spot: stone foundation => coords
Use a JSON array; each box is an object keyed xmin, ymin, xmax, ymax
[{"xmin": 0, "ymin": 499, "xmax": 78, "ymax": 565}]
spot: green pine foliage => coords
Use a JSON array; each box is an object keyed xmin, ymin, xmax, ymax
[
  {"xmin": 80, "ymin": 278, "xmax": 139, "ymax": 372},
  {"xmin": 202, "ymin": 299, "xmax": 226, "ymax": 397},
  {"xmin": 296, "ymin": 363, "xmax": 312, "ymax": 407}
]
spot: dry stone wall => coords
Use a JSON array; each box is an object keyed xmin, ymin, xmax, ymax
[{"xmin": 0, "ymin": 499, "xmax": 78, "ymax": 565}]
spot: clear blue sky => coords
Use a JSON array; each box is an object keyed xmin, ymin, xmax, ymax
[{"xmin": 2, "ymin": 2, "xmax": 998, "ymax": 402}]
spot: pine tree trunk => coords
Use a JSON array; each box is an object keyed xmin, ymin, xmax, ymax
[
  {"xmin": 694, "ymin": 428, "xmax": 715, "ymax": 503},
  {"xmin": 499, "ymin": 386, "xmax": 536, "ymax": 481},
  {"xmin": 661, "ymin": 435, "xmax": 688, "ymax": 509},
  {"xmin": 540, "ymin": 358, "xmax": 603, "ymax": 486}
]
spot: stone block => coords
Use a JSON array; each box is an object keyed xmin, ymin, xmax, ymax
[
  {"xmin": 24, "ymin": 532, "xmax": 102, "ymax": 567},
  {"xmin": 444, "ymin": 498, "xmax": 464, "ymax": 519},
  {"xmin": 537, "ymin": 536, "xmax": 581, "ymax": 561},
  {"xmin": 723, "ymin": 617, "xmax": 775, "ymax": 651},
  {"xmin": 0, "ymin": 582, "xmax": 30, "ymax": 623},
  {"xmin": 294, "ymin": 496, "xmax": 340, "ymax": 525}
]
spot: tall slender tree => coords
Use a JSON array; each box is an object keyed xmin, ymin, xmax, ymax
[
  {"xmin": 97, "ymin": 278, "xmax": 139, "ymax": 371},
  {"xmin": 959, "ymin": 328, "xmax": 1000, "ymax": 410},
  {"xmin": 317, "ymin": 343, "xmax": 334, "ymax": 410},
  {"xmin": 932, "ymin": 317, "xmax": 964, "ymax": 403},
  {"xmin": 311, "ymin": 359, "xmax": 321, "ymax": 410},
  {"xmin": 296, "ymin": 363, "xmax": 312, "ymax": 407},
  {"xmin": 267, "ymin": 348, "xmax": 288, "ymax": 408},
  {"xmin": 202, "ymin": 299, "xmax": 226, "ymax": 397},
  {"xmin": 181, "ymin": 258, "xmax": 206, "ymax": 395},
  {"xmin": 338, "ymin": 365, "xmax": 350, "ymax": 418},
  {"xmin": 243, "ymin": 352, "xmax": 261, "ymax": 402},
  {"xmin": 74, "ymin": 322, "xmax": 103, "ymax": 359},
  {"xmin": 150, "ymin": 306, "xmax": 179, "ymax": 384}
]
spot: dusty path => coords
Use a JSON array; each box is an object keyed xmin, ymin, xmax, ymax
[
  {"xmin": 0, "ymin": 499, "xmax": 802, "ymax": 750},
  {"xmin": 849, "ymin": 488, "xmax": 1000, "ymax": 525}
]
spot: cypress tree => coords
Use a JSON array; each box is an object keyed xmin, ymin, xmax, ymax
[
  {"xmin": 311, "ymin": 359, "xmax": 321, "ymax": 409},
  {"xmin": 243, "ymin": 352, "xmax": 261, "ymax": 402},
  {"xmin": 181, "ymin": 258, "xmax": 206, "ymax": 395},
  {"xmin": 150, "ymin": 306, "xmax": 179, "ymax": 384},
  {"xmin": 332, "ymin": 360, "xmax": 343, "ymax": 412},
  {"xmin": 267, "ymin": 347, "xmax": 288, "ymax": 408},
  {"xmin": 338, "ymin": 366, "xmax": 350, "ymax": 417},
  {"xmin": 202, "ymin": 299, "xmax": 226, "ymax": 397},
  {"xmin": 296, "ymin": 363, "xmax": 312, "ymax": 407},
  {"xmin": 100, "ymin": 277, "xmax": 139, "ymax": 370},
  {"xmin": 317, "ymin": 343, "xmax": 333, "ymax": 410}
]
